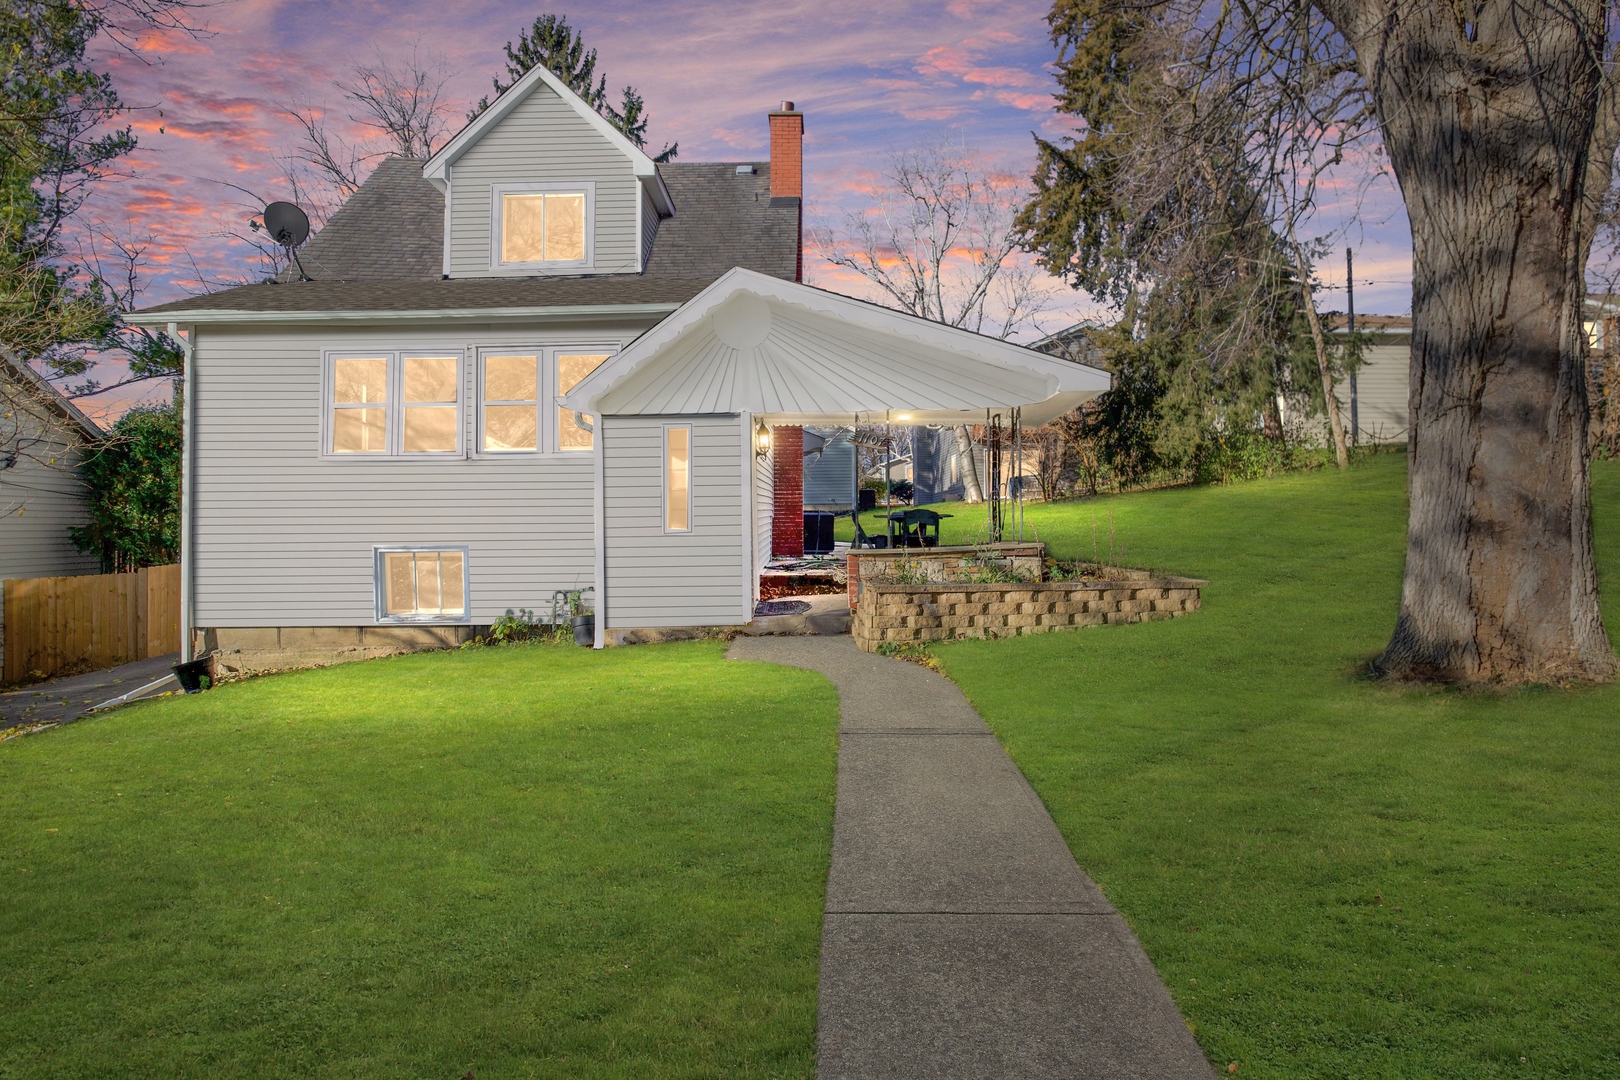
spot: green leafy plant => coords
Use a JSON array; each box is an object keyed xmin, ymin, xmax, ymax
[{"xmin": 69, "ymin": 399, "xmax": 181, "ymax": 571}]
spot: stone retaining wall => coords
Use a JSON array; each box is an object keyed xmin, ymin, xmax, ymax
[
  {"xmin": 852, "ymin": 578, "xmax": 1205, "ymax": 651},
  {"xmin": 846, "ymin": 544, "xmax": 1046, "ymax": 609}
]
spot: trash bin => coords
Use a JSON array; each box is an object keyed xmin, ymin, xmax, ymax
[
  {"xmin": 803, "ymin": 511, "xmax": 835, "ymax": 554},
  {"xmin": 858, "ymin": 487, "xmax": 877, "ymax": 511},
  {"xmin": 172, "ymin": 655, "xmax": 212, "ymax": 693}
]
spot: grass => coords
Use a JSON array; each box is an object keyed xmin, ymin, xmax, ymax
[
  {"xmin": 0, "ymin": 641, "xmax": 839, "ymax": 1079},
  {"xmin": 926, "ymin": 452, "xmax": 1620, "ymax": 1078}
]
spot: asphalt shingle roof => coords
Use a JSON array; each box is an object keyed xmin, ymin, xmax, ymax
[{"xmin": 137, "ymin": 155, "xmax": 799, "ymax": 318}]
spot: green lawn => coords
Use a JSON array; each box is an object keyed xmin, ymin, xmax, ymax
[
  {"xmin": 929, "ymin": 452, "xmax": 1620, "ymax": 1078},
  {"xmin": 0, "ymin": 642, "xmax": 839, "ymax": 1079}
]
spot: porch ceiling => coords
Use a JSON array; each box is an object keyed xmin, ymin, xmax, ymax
[{"xmin": 560, "ymin": 269, "xmax": 1110, "ymax": 425}]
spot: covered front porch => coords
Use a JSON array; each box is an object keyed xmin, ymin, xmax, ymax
[{"xmin": 560, "ymin": 268, "xmax": 1111, "ymax": 646}]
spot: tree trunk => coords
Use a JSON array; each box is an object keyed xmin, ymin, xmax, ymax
[
  {"xmin": 954, "ymin": 424, "xmax": 985, "ymax": 503},
  {"xmin": 1287, "ymin": 223, "xmax": 1350, "ymax": 469},
  {"xmin": 1324, "ymin": 1, "xmax": 1617, "ymax": 683}
]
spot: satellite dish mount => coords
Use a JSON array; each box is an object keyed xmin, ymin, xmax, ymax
[{"xmin": 262, "ymin": 201, "xmax": 312, "ymax": 282}]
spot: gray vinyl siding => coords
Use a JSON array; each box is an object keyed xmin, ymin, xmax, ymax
[
  {"xmin": 0, "ymin": 450, "xmax": 96, "ymax": 581},
  {"xmin": 602, "ymin": 414, "xmax": 748, "ymax": 629},
  {"xmin": 1338, "ymin": 342, "xmax": 1410, "ymax": 444},
  {"xmin": 640, "ymin": 184, "xmax": 660, "ymax": 270},
  {"xmin": 448, "ymin": 81, "xmax": 640, "ymax": 277},
  {"xmin": 754, "ymin": 441, "xmax": 773, "ymax": 585},
  {"xmin": 189, "ymin": 321, "xmax": 653, "ymax": 627}
]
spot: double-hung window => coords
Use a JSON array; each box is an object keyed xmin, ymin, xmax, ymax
[
  {"xmin": 477, "ymin": 348, "xmax": 612, "ymax": 453},
  {"xmin": 492, "ymin": 183, "xmax": 594, "ymax": 271},
  {"xmin": 326, "ymin": 351, "xmax": 464, "ymax": 457}
]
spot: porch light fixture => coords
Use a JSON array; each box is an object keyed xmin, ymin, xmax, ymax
[{"xmin": 754, "ymin": 421, "xmax": 771, "ymax": 456}]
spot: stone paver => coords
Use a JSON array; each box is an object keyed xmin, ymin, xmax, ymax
[
  {"xmin": 0, "ymin": 653, "xmax": 178, "ymax": 730},
  {"xmin": 729, "ymin": 634, "xmax": 1212, "ymax": 1079}
]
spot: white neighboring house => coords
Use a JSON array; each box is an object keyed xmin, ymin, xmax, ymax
[
  {"xmin": 1, "ymin": 354, "xmax": 103, "ymax": 671},
  {"xmin": 130, "ymin": 65, "xmax": 1109, "ymax": 670}
]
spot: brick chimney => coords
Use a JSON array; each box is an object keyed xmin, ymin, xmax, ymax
[
  {"xmin": 770, "ymin": 424, "xmax": 805, "ymax": 557},
  {"xmin": 769, "ymin": 101, "xmax": 804, "ymax": 282}
]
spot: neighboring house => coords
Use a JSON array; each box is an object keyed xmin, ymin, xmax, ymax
[
  {"xmin": 802, "ymin": 427, "xmax": 857, "ymax": 512},
  {"xmin": 1325, "ymin": 314, "xmax": 1411, "ymax": 446},
  {"xmin": 130, "ymin": 64, "xmax": 1108, "ymax": 666},
  {"xmin": 0, "ymin": 354, "xmax": 103, "ymax": 672}
]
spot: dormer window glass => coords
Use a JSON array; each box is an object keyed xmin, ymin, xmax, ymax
[{"xmin": 492, "ymin": 183, "xmax": 594, "ymax": 270}]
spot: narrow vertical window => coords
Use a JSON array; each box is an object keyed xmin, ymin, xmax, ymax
[
  {"xmin": 556, "ymin": 352, "xmax": 610, "ymax": 451},
  {"xmin": 665, "ymin": 425, "xmax": 692, "ymax": 532},
  {"xmin": 331, "ymin": 357, "xmax": 389, "ymax": 453},
  {"xmin": 402, "ymin": 355, "xmax": 460, "ymax": 453},
  {"xmin": 481, "ymin": 353, "xmax": 540, "ymax": 452}
]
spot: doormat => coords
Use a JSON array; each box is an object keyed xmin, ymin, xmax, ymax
[{"xmin": 754, "ymin": 599, "xmax": 813, "ymax": 617}]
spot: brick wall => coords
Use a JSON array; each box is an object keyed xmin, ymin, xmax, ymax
[
  {"xmin": 852, "ymin": 578, "xmax": 1204, "ymax": 651},
  {"xmin": 771, "ymin": 425, "xmax": 804, "ymax": 556}
]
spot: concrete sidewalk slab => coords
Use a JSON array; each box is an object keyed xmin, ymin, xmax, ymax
[
  {"xmin": 828, "ymin": 733, "xmax": 1113, "ymax": 915},
  {"xmin": 818, "ymin": 913, "xmax": 1212, "ymax": 1079},
  {"xmin": 728, "ymin": 634, "xmax": 1211, "ymax": 1079}
]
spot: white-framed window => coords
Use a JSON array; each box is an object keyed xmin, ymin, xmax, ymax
[
  {"xmin": 374, "ymin": 546, "xmax": 469, "ymax": 622},
  {"xmin": 476, "ymin": 347, "xmax": 613, "ymax": 454},
  {"xmin": 491, "ymin": 183, "xmax": 595, "ymax": 271},
  {"xmin": 664, "ymin": 424, "xmax": 692, "ymax": 533},
  {"xmin": 323, "ymin": 350, "xmax": 465, "ymax": 458}
]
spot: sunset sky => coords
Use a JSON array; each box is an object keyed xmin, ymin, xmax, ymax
[{"xmin": 81, "ymin": 0, "xmax": 1415, "ymax": 413}]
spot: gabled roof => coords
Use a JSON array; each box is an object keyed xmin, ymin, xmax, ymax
[
  {"xmin": 1, "ymin": 351, "xmax": 102, "ymax": 441},
  {"xmin": 422, "ymin": 62, "xmax": 675, "ymax": 217},
  {"xmin": 561, "ymin": 268, "xmax": 1112, "ymax": 425},
  {"xmin": 647, "ymin": 164, "xmax": 797, "ymax": 280}
]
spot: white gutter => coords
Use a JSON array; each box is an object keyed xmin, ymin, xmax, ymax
[
  {"xmin": 125, "ymin": 302, "xmax": 684, "ymax": 328},
  {"xmin": 172, "ymin": 322, "xmax": 194, "ymax": 663}
]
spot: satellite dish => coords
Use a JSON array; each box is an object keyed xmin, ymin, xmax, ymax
[{"xmin": 262, "ymin": 201, "xmax": 310, "ymax": 247}]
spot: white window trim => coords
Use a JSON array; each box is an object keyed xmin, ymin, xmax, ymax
[
  {"xmin": 320, "ymin": 349, "xmax": 467, "ymax": 460},
  {"xmin": 373, "ymin": 545, "xmax": 472, "ymax": 624},
  {"xmin": 663, "ymin": 423, "xmax": 694, "ymax": 534},
  {"xmin": 474, "ymin": 345, "xmax": 617, "ymax": 456},
  {"xmin": 490, "ymin": 182, "xmax": 597, "ymax": 273}
]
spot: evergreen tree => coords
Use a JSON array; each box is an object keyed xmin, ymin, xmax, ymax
[
  {"xmin": 471, "ymin": 14, "xmax": 677, "ymax": 162},
  {"xmin": 70, "ymin": 399, "xmax": 182, "ymax": 571}
]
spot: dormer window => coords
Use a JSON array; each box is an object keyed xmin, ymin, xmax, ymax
[{"xmin": 492, "ymin": 183, "xmax": 594, "ymax": 270}]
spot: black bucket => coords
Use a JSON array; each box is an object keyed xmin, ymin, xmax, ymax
[
  {"xmin": 572, "ymin": 614, "xmax": 595, "ymax": 647},
  {"xmin": 172, "ymin": 656, "xmax": 212, "ymax": 693}
]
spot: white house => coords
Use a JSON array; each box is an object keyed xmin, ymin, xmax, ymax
[{"xmin": 131, "ymin": 64, "xmax": 1108, "ymax": 669}]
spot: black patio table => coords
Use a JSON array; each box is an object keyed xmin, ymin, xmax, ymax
[{"xmin": 887, "ymin": 508, "xmax": 952, "ymax": 548}]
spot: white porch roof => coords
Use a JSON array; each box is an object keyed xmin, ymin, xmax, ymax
[{"xmin": 560, "ymin": 268, "xmax": 1110, "ymax": 425}]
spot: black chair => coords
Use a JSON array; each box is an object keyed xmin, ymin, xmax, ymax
[{"xmin": 889, "ymin": 508, "xmax": 942, "ymax": 548}]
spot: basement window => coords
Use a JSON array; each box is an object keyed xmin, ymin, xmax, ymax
[
  {"xmin": 375, "ymin": 547, "xmax": 469, "ymax": 622},
  {"xmin": 492, "ymin": 183, "xmax": 594, "ymax": 270}
]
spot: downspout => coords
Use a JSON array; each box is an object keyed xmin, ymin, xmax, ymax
[
  {"xmin": 592, "ymin": 414, "xmax": 606, "ymax": 648},
  {"xmin": 172, "ymin": 322, "xmax": 194, "ymax": 662}
]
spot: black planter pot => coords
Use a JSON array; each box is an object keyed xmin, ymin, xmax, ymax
[
  {"xmin": 172, "ymin": 656, "xmax": 212, "ymax": 693},
  {"xmin": 572, "ymin": 614, "xmax": 595, "ymax": 647}
]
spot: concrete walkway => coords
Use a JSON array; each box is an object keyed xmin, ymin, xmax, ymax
[
  {"xmin": 728, "ymin": 635, "xmax": 1212, "ymax": 1079},
  {"xmin": 0, "ymin": 653, "xmax": 179, "ymax": 730}
]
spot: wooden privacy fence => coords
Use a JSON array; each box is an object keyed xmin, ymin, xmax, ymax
[{"xmin": 2, "ymin": 564, "xmax": 180, "ymax": 683}]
